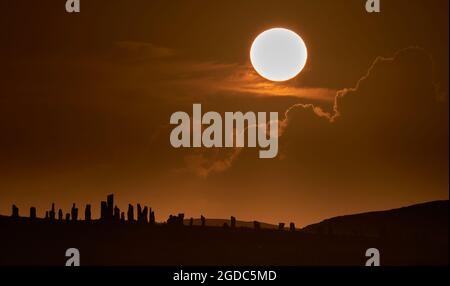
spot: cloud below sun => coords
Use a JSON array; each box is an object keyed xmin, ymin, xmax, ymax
[
  {"xmin": 171, "ymin": 62, "xmax": 336, "ymax": 101},
  {"xmin": 114, "ymin": 41, "xmax": 336, "ymax": 102}
]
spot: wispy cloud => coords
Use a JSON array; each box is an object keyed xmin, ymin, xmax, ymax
[
  {"xmin": 113, "ymin": 41, "xmax": 336, "ymax": 101},
  {"xmin": 170, "ymin": 62, "xmax": 336, "ymax": 101}
]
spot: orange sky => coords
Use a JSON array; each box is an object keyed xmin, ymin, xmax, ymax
[{"xmin": 0, "ymin": 0, "xmax": 448, "ymax": 227}]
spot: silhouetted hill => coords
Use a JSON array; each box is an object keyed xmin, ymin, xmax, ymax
[{"xmin": 302, "ymin": 201, "xmax": 449, "ymax": 239}]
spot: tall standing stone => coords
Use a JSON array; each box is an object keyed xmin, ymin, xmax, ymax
[
  {"xmin": 12, "ymin": 204, "xmax": 19, "ymax": 218},
  {"xmin": 100, "ymin": 201, "xmax": 107, "ymax": 220},
  {"xmin": 150, "ymin": 209, "xmax": 155, "ymax": 225},
  {"xmin": 107, "ymin": 194, "xmax": 114, "ymax": 219},
  {"xmin": 58, "ymin": 209, "xmax": 63, "ymax": 221},
  {"xmin": 137, "ymin": 204, "xmax": 143, "ymax": 223},
  {"xmin": 127, "ymin": 204, "xmax": 134, "ymax": 222},
  {"xmin": 49, "ymin": 203, "xmax": 56, "ymax": 221},
  {"xmin": 142, "ymin": 206, "xmax": 149, "ymax": 224},
  {"xmin": 71, "ymin": 203, "xmax": 78, "ymax": 221},
  {"xmin": 85, "ymin": 204, "xmax": 92, "ymax": 222},
  {"xmin": 114, "ymin": 206, "xmax": 120, "ymax": 221},
  {"xmin": 30, "ymin": 207, "xmax": 36, "ymax": 220}
]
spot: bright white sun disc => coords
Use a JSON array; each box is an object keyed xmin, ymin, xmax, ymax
[{"xmin": 250, "ymin": 28, "xmax": 307, "ymax": 82}]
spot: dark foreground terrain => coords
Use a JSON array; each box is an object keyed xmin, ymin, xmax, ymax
[{"xmin": 0, "ymin": 201, "xmax": 448, "ymax": 266}]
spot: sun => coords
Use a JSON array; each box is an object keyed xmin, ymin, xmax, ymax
[{"xmin": 250, "ymin": 28, "xmax": 308, "ymax": 82}]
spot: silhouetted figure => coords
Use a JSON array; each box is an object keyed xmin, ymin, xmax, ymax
[
  {"xmin": 58, "ymin": 209, "xmax": 63, "ymax": 221},
  {"xmin": 290, "ymin": 222, "xmax": 295, "ymax": 232},
  {"xmin": 254, "ymin": 221, "xmax": 261, "ymax": 230},
  {"xmin": 100, "ymin": 201, "xmax": 107, "ymax": 220},
  {"xmin": 231, "ymin": 216, "xmax": 236, "ymax": 228},
  {"xmin": 278, "ymin": 223, "xmax": 285, "ymax": 230},
  {"xmin": 127, "ymin": 204, "xmax": 134, "ymax": 222},
  {"xmin": 189, "ymin": 217, "xmax": 194, "ymax": 227},
  {"xmin": 45, "ymin": 211, "xmax": 49, "ymax": 220},
  {"xmin": 201, "ymin": 215, "xmax": 206, "ymax": 227},
  {"xmin": 49, "ymin": 203, "xmax": 56, "ymax": 221},
  {"xmin": 142, "ymin": 206, "xmax": 149, "ymax": 224},
  {"xmin": 65, "ymin": 213, "xmax": 70, "ymax": 222},
  {"xmin": 120, "ymin": 212, "xmax": 125, "ymax": 223},
  {"xmin": 150, "ymin": 209, "xmax": 155, "ymax": 225},
  {"xmin": 30, "ymin": 207, "xmax": 36, "ymax": 220},
  {"xmin": 114, "ymin": 206, "xmax": 120, "ymax": 221},
  {"xmin": 137, "ymin": 204, "xmax": 143, "ymax": 223},
  {"xmin": 11, "ymin": 204, "xmax": 19, "ymax": 218},
  {"xmin": 107, "ymin": 194, "xmax": 114, "ymax": 219},
  {"xmin": 71, "ymin": 203, "xmax": 78, "ymax": 221},
  {"xmin": 85, "ymin": 204, "xmax": 92, "ymax": 222}
]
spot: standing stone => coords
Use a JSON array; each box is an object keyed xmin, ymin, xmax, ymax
[
  {"xmin": 30, "ymin": 207, "xmax": 36, "ymax": 220},
  {"xmin": 200, "ymin": 215, "xmax": 206, "ymax": 227},
  {"xmin": 100, "ymin": 201, "xmax": 107, "ymax": 220},
  {"xmin": 127, "ymin": 204, "xmax": 134, "ymax": 222},
  {"xmin": 290, "ymin": 222, "xmax": 295, "ymax": 232},
  {"xmin": 58, "ymin": 209, "xmax": 63, "ymax": 221},
  {"xmin": 142, "ymin": 206, "xmax": 149, "ymax": 224},
  {"xmin": 71, "ymin": 203, "xmax": 78, "ymax": 221},
  {"xmin": 189, "ymin": 217, "xmax": 194, "ymax": 226},
  {"xmin": 85, "ymin": 204, "xmax": 92, "ymax": 222},
  {"xmin": 114, "ymin": 206, "xmax": 120, "ymax": 221},
  {"xmin": 12, "ymin": 204, "xmax": 19, "ymax": 218},
  {"xmin": 49, "ymin": 203, "xmax": 56, "ymax": 221},
  {"xmin": 278, "ymin": 223, "xmax": 285, "ymax": 230},
  {"xmin": 230, "ymin": 216, "xmax": 236, "ymax": 228},
  {"xmin": 65, "ymin": 213, "xmax": 70, "ymax": 222},
  {"xmin": 107, "ymin": 194, "xmax": 114, "ymax": 219},
  {"xmin": 150, "ymin": 209, "xmax": 155, "ymax": 225},
  {"xmin": 120, "ymin": 212, "xmax": 125, "ymax": 222},
  {"xmin": 137, "ymin": 204, "xmax": 143, "ymax": 223}
]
